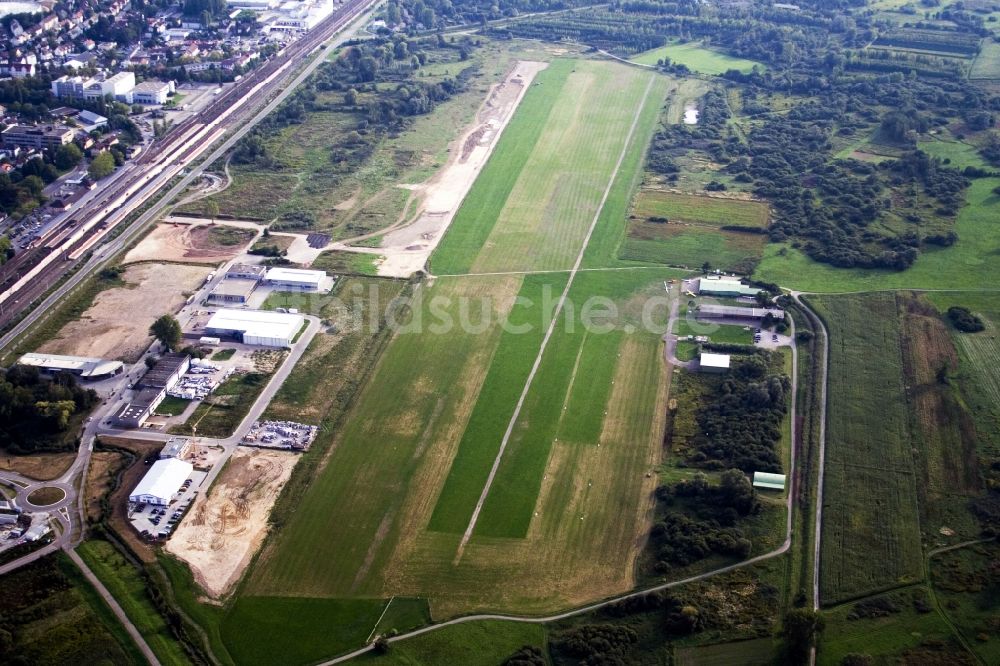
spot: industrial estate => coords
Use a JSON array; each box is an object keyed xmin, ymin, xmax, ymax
[{"xmin": 1, "ymin": 0, "xmax": 999, "ymax": 664}]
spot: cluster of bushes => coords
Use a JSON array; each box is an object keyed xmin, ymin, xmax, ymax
[
  {"xmin": 647, "ymin": 470, "xmax": 759, "ymax": 571},
  {"xmin": 685, "ymin": 354, "xmax": 789, "ymax": 473},
  {"xmin": 233, "ymin": 35, "xmax": 479, "ymax": 173},
  {"xmin": 947, "ymin": 305, "xmax": 985, "ymax": 333},
  {"xmin": 0, "ymin": 366, "xmax": 98, "ymax": 454}
]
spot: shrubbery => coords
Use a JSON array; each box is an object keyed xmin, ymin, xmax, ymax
[
  {"xmin": 947, "ymin": 306, "xmax": 984, "ymax": 332},
  {"xmin": 0, "ymin": 367, "xmax": 98, "ymax": 453}
]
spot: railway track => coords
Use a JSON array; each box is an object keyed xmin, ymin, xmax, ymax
[{"xmin": 0, "ymin": 0, "xmax": 375, "ymax": 331}]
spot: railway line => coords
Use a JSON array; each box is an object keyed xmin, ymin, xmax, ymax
[{"xmin": 0, "ymin": 0, "xmax": 376, "ymax": 332}]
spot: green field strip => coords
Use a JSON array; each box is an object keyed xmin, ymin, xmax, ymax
[
  {"xmin": 473, "ymin": 270, "xmax": 667, "ymax": 539},
  {"xmin": 76, "ymin": 540, "xmax": 191, "ymax": 666},
  {"xmin": 620, "ymin": 229, "xmax": 764, "ymax": 271},
  {"xmin": 355, "ymin": 619, "xmax": 545, "ymax": 665},
  {"xmin": 426, "ymin": 273, "xmax": 569, "ymax": 534},
  {"xmin": 222, "ymin": 597, "xmax": 429, "ymax": 666},
  {"xmin": 557, "ymin": 330, "xmax": 621, "ymax": 444},
  {"xmin": 811, "ymin": 293, "xmax": 923, "ymax": 604},
  {"xmin": 429, "ymin": 60, "xmax": 573, "ymax": 276},
  {"xmin": 630, "ymin": 41, "xmax": 764, "ymax": 74},
  {"xmin": 470, "ymin": 323, "xmax": 621, "ymax": 538},
  {"xmin": 247, "ymin": 276, "xmax": 521, "ymax": 597},
  {"xmin": 468, "ymin": 61, "xmax": 658, "ymax": 274}
]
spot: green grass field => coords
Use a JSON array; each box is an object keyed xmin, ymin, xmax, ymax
[
  {"xmin": 809, "ymin": 293, "xmax": 923, "ymax": 605},
  {"xmin": 351, "ymin": 620, "xmax": 545, "ymax": 665},
  {"xmin": 631, "ymin": 41, "xmax": 763, "ymax": 74},
  {"xmin": 633, "ymin": 191, "xmax": 770, "ymax": 228},
  {"xmin": 930, "ymin": 541, "xmax": 1000, "ymax": 664},
  {"xmin": 675, "ymin": 638, "xmax": 775, "ymax": 665},
  {"xmin": 77, "ymin": 540, "xmax": 191, "ymax": 666},
  {"xmin": 755, "ymin": 142, "xmax": 1000, "ymax": 291},
  {"xmin": 620, "ymin": 191, "xmax": 768, "ymax": 270},
  {"xmin": 818, "ymin": 588, "xmax": 965, "ymax": 665},
  {"xmin": 222, "ymin": 597, "xmax": 429, "ymax": 666},
  {"xmin": 432, "ymin": 59, "xmax": 669, "ymax": 274},
  {"xmin": 312, "ymin": 249, "xmax": 382, "ymax": 275},
  {"xmin": 971, "ymin": 39, "xmax": 1000, "ymax": 78},
  {"xmin": 243, "ymin": 58, "xmax": 671, "ymax": 621}
]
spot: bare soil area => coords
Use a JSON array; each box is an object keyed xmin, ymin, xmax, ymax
[
  {"xmin": 40, "ymin": 262, "xmax": 210, "ymax": 361},
  {"xmin": 125, "ymin": 220, "xmax": 259, "ymax": 264},
  {"xmin": 326, "ymin": 61, "xmax": 547, "ymax": 277},
  {"xmin": 165, "ymin": 448, "xmax": 299, "ymax": 598}
]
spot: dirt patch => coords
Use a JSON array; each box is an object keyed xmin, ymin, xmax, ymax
[
  {"xmin": 39, "ymin": 262, "xmax": 211, "ymax": 362},
  {"xmin": 165, "ymin": 448, "xmax": 299, "ymax": 598},
  {"xmin": 325, "ymin": 61, "xmax": 548, "ymax": 277},
  {"xmin": 125, "ymin": 221, "xmax": 259, "ymax": 264},
  {"xmin": 0, "ymin": 450, "xmax": 75, "ymax": 481}
]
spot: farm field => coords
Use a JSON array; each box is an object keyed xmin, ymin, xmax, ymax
[
  {"xmin": 929, "ymin": 541, "xmax": 1000, "ymax": 665},
  {"xmin": 631, "ymin": 41, "xmax": 763, "ymax": 74},
  {"xmin": 618, "ymin": 189, "xmax": 769, "ymax": 271},
  {"xmin": 241, "ymin": 57, "xmax": 671, "ymax": 623},
  {"xmin": 817, "ymin": 588, "xmax": 966, "ymax": 665},
  {"xmin": 351, "ymin": 620, "xmax": 545, "ymax": 665},
  {"xmin": 808, "ymin": 293, "xmax": 923, "ymax": 605}
]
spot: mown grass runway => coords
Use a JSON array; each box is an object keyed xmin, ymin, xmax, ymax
[{"xmin": 244, "ymin": 58, "xmax": 673, "ymax": 621}]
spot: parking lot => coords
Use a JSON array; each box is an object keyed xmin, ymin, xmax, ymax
[{"xmin": 128, "ymin": 469, "xmax": 207, "ymax": 540}]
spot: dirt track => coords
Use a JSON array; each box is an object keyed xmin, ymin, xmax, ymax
[{"xmin": 165, "ymin": 448, "xmax": 299, "ymax": 598}]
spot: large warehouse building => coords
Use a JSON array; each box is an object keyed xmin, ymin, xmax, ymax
[
  {"xmin": 698, "ymin": 276, "xmax": 762, "ymax": 298},
  {"xmin": 697, "ymin": 304, "xmax": 785, "ymax": 320},
  {"xmin": 205, "ymin": 309, "xmax": 304, "ymax": 347},
  {"xmin": 264, "ymin": 267, "xmax": 328, "ymax": 292},
  {"xmin": 129, "ymin": 458, "xmax": 193, "ymax": 506},
  {"xmin": 17, "ymin": 352, "xmax": 123, "ymax": 379}
]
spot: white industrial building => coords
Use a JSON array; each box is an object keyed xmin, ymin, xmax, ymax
[
  {"xmin": 129, "ymin": 458, "xmax": 193, "ymax": 506},
  {"xmin": 51, "ymin": 72, "xmax": 136, "ymax": 102},
  {"xmin": 698, "ymin": 352, "xmax": 731, "ymax": 373},
  {"xmin": 131, "ymin": 79, "xmax": 175, "ymax": 105},
  {"xmin": 205, "ymin": 309, "xmax": 304, "ymax": 347},
  {"xmin": 265, "ymin": 267, "xmax": 328, "ymax": 291},
  {"xmin": 18, "ymin": 352, "xmax": 124, "ymax": 379}
]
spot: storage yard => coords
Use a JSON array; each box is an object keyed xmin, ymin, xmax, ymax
[{"xmin": 241, "ymin": 420, "xmax": 318, "ymax": 451}]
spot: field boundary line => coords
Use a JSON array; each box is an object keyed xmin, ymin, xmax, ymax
[
  {"xmin": 433, "ymin": 265, "xmax": 680, "ymax": 278},
  {"xmin": 454, "ymin": 74, "xmax": 658, "ymax": 560},
  {"xmin": 366, "ymin": 596, "xmax": 394, "ymax": 643}
]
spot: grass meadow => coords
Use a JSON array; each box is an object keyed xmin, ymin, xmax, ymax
[
  {"xmin": 970, "ymin": 39, "xmax": 1000, "ymax": 79},
  {"xmin": 77, "ymin": 540, "xmax": 191, "ymax": 666},
  {"xmin": 929, "ymin": 541, "xmax": 1000, "ymax": 665},
  {"xmin": 808, "ymin": 293, "xmax": 923, "ymax": 605},
  {"xmin": 630, "ymin": 41, "xmax": 763, "ymax": 74},
  {"xmin": 433, "ymin": 59, "xmax": 670, "ymax": 274},
  {"xmin": 241, "ymin": 58, "xmax": 672, "ymax": 621},
  {"xmin": 351, "ymin": 620, "xmax": 545, "ymax": 665},
  {"xmin": 755, "ymin": 141, "xmax": 1000, "ymax": 291}
]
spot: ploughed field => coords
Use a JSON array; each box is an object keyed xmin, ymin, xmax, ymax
[{"xmin": 241, "ymin": 58, "xmax": 673, "ymax": 625}]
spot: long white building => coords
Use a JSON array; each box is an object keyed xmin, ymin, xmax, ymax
[
  {"xmin": 129, "ymin": 458, "xmax": 193, "ymax": 506},
  {"xmin": 264, "ymin": 267, "xmax": 328, "ymax": 291},
  {"xmin": 205, "ymin": 309, "xmax": 304, "ymax": 347}
]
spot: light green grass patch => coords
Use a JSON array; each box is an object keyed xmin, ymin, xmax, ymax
[
  {"xmin": 351, "ymin": 620, "xmax": 545, "ymax": 665},
  {"xmin": 77, "ymin": 540, "xmax": 190, "ymax": 666},
  {"xmin": 222, "ymin": 597, "xmax": 429, "ymax": 666},
  {"xmin": 631, "ymin": 41, "xmax": 763, "ymax": 74},
  {"xmin": 675, "ymin": 638, "xmax": 776, "ymax": 665},
  {"xmin": 755, "ymin": 175, "xmax": 1000, "ymax": 291},
  {"xmin": 633, "ymin": 191, "xmax": 769, "ymax": 228},
  {"xmin": 971, "ymin": 39, "xmax": 1000, "ymax": 78}
]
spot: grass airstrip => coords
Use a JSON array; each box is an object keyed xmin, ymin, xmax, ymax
[{"xmin": 240, "ymin": 58, "xmax": 674, "ymax": 638}]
